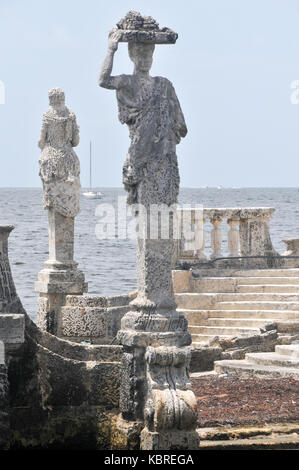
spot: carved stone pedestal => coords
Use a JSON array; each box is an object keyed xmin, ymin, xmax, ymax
[
  {"xmin": 117, "ymin": 219, "xmax": 199, "ymax": 450},
  {"xmin": 35, "ymin": 210, "xmax": 87, "ymax": 335}
]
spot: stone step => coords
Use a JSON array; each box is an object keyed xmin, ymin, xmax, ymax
[
  {"xmin": 199, "ymin": 434, "xmax": 299, "ymax": 450},
  {"xmin": 239, "ymin": 276, "xmax": 299, "ymax": 285},
  {"xmin": 179, "ymin": 309, "xmax": 299, "ymax": 322},
  {"xmin": 204, "ymin": 318, "xmax": 273, "ymax": 327},
  {"xmin": 223, "ymin": 269, "xmax": 299, "ymax": 277},
  {"xmin": 188, "ymin": 316, "xmax": 299, "ymax": 333},
  {"xmin": 218, "ymin": 301, "xmax": 299, "ymax": 311},
  {"xmin": 191, "ymin": 335, "xmax": 231, "ymax": 344},
  {"xmin": 245, "ymin": 352, "xmax": 299, "ymax": 368},
  {"xmin": 214, "ymin": 359, "xmax": 299, "ymax": 379},
  {"xmin": 189, "ymin": 325, "xmax": 260, "ymax": 336},
  {"xmin": 191, "ymin": 278, "xmax": 237, "ymax": 293},
  {"xmin": 237, "ymin": 284, "xmax": 299, "ymax": 293},
  {"xmin": 219, "ymin": 293, "xmax": 299, "ymax": 302},
  {"xmin": 176, "ymin": 292, "xmax": 299, "ymax": 310},
  {"xmin": 191, "ymin": 277, "xmax": 299, "ymax": 293},
  {"xmin": 175, "ymin": 293, "xmax": 216, "ymax": 309},
  {"xmin": 275, "ymin": 344, "xmax": 299, "ymax": 358}
]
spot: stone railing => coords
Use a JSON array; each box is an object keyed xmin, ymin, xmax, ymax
[{"xmin": 175, "ymin": 207, "xmax": 278, "ymax": 264}]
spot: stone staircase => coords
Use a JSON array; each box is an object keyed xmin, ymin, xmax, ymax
[
  {"xmin": 175, "ymin": 269, "xmax": 299, "ymax": 346},
  {"xmin": 214, "ymin": 343, "xmax": 299, "ymax": 379}
]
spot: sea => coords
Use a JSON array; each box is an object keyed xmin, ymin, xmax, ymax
[{"xmin": 0, "ymin": 187, "xmax": 299, "ymax": 321}]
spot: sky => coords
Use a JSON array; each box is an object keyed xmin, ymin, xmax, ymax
[{"xmin": 1, "ymin": 0, "xmax": 299, "ymax": 188}]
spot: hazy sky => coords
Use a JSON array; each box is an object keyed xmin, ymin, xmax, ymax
[{"xmin": 1, "ymin": 0, "xmax": 299, "ymax": 188}]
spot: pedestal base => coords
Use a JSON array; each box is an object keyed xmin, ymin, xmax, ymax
[
  {"xmin": 35, "ymin": 267, "xmax": 87, "ymax": 335},
  {"xmin": 110, "ymin": 415, "xmax": 144, "ymax": 450}
]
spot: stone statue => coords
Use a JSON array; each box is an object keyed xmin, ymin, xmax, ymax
[
  {"xmin": 99, "ymin": 11, "xmax": 187, "ymax": 207},
  {"xmin": 38, "ymin": 87, "xmax": 81, "ymax": 218},
  {"xmin": 35, "ymin": 88, "xmax": 87, "ymax": 335},
  {"xmin": 99, "ymin": 12, "xmax": 198, "ymax": 451}
]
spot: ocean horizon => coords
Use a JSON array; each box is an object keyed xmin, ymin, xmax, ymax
[{"xmin": 1, "ymin": 186, "xmax": 298, "ymax": 320}]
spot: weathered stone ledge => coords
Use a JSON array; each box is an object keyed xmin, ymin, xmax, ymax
[{"xmin": 197, "ymin": 422, "xmax": 299, "ymax": 449}]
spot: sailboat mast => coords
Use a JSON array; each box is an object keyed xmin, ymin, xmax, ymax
[{"xmin": 89, "ymin": 141, "xmax": 92, "ymax": 191}]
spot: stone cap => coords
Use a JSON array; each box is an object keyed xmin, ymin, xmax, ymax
[{"xmin": 0, "ymin": 225, "xmax": 14, "ymax": 234}]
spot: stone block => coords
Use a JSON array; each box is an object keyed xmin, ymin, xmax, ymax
[
  {"xmin": 106, "ymin": 306, "xmax": 130, "ymax": 339},
  {"xmin": 140, "ymin": 428, "xmax": 199, "ymax": 450},
  {"xmin": 172, "ymin": 270, "xmax": 190, "ymax": 293},
  {"xmin": 61, "ymin": 306, "xmax": 107, "ymax": 338},
  {"xmin": 190, "ymin": 346, "xmax": 222, "ymax": 372}
]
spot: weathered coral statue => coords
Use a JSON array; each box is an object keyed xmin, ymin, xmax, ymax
[
  {"xmin": 38, "ymin": 87, "xmax": 81, "ymax": 218},
  {"xmin": 99, "ymin": 13, "xmax": 186, "ymax": 206},
  {"xmin": 99, "ymin": 11, "xmax": 198, "ymax": 450},
  {"xmin": 35, "ymin": 88, "xmax": 87, "ymax": 335}
]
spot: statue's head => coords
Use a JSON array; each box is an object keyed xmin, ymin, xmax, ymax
[
  {"xmin": 128, "ymin": 42, "xmax": 155, "ymax": 73},
  {"xmin": 48, "ymin": 87, "xmax": 65, "ymax": 109}
]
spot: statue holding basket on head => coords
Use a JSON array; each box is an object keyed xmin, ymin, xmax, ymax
[{"xmin": 98, "ymin": 11, "xmax": 187, "ymax": 207}]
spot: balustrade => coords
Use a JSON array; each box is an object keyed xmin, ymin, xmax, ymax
[{"xmin": 176, "ymin": 207, "xmax": 276, "ymax": 263}]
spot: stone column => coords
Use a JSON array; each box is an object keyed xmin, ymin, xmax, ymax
[
  {"xmin": 210, "ymin": 217, "xmax": 222, "ymax": 258},
  {"xmin": 0, "ymin": 226, "xmax": 17, "ymax": 313},
  {"xmin": 175, "ymin": 209, "xmax": 205, "ymax": 264},
  {"xmin": 35, "ymin": 211, "xmax": 87, "ymax": 335},
  {"xmin": 198, "ymin": 217, "xmax": 207, "ymax": 261},
  {"xmin": 239, "ymin": 208, "xmax": 278, "ymax": 257},
  {"xmin": 227, "ymin": 218, "xmax": 239, "ymax": 257}
]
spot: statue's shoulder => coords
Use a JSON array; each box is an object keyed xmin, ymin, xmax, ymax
[
  {"xmin": 67, "ymin": 108, "xmax": 77, "ymax": 120},
  {"xmin": 118, "ymin": 74, "xmax": 134, "ymax": 88},
  {"xmin": 42, "ymin": 109, "xmax": 53, "ymax": 123},
  {"xmin": 154, "ymin": 76, "xmax": 174, "ymax": 88},
  {"xmin": 153, "ymin": 76, "xmax": 176, "ymax": 95}
]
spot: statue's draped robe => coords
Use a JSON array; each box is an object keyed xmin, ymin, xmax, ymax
[
  {"xmin": 39, "ymin": 108, "xmax": 80, "ymax": 217},
  {"xmin": 116, "ymin": 75, "xmax": 186, "ymax": 206}
]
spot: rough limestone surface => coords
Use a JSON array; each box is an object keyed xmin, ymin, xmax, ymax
[
  {"xmin": 0, "ymin": 363, "xmax": 9, "ymax": 449},
  {"xmin": 35, "ymin": 89, "xmax": 87, "ymax": 336},
  {"xmin": 99, "ymin": 12, "xmax": 198, "ymax": 450},
  {"xmin": 60, "ymin": 294, "xmax": 136, "ymax": 343},
  {"xmin": 0, "ymin": 226, "xmax": 23, "ymax": 313},
  {"xmin": 113, "ymin": 10, "xmax": 178, "ymax": 44},
  {"xmin": 38, "ymin": 87, "xmax": 81, "ymax": 218},
  {"xmin": 8, "ymin": 314, "xmax": 122, "ymax": 449},
  {"xmin": 0, "ymin": 224, "xmax": 122, "ymax": 450}
]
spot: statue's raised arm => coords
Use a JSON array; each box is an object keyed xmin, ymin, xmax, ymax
[{"xmin": 98, "ymin": 30, "xmax": 126, "ymax": 90}]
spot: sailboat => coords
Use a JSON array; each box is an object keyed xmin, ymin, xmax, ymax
[{"xmin": 83, "ymin": 141, "xmax": 103, "ymax": 199}]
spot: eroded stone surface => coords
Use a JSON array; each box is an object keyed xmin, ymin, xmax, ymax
[
  {"xmin": 38, "ymin": 88, "xmax": 80, "ymax": 218},
  {"xmin": 35, "ymin": 89, "xmax": 87, "ymax": 336},
  {"xmin": 99, "ymin": 12, "xmax": 198, "ymax": 450}
]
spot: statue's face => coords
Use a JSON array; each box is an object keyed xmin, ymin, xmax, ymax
[
  {"xmin": 48, "ymin": 89, "xmax": 65, "ymax": 109},
  {"xmin": 128, "ymin": 43, "xmax": 155, "ymax": 73},
  {"xmin": 49, "ymin": 96, "xmax": 65, "ymax": 109}
]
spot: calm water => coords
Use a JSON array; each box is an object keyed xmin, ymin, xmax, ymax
[{"xmin": 0, "ymin": 187, "xmax": 299, "ymax": 320}]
